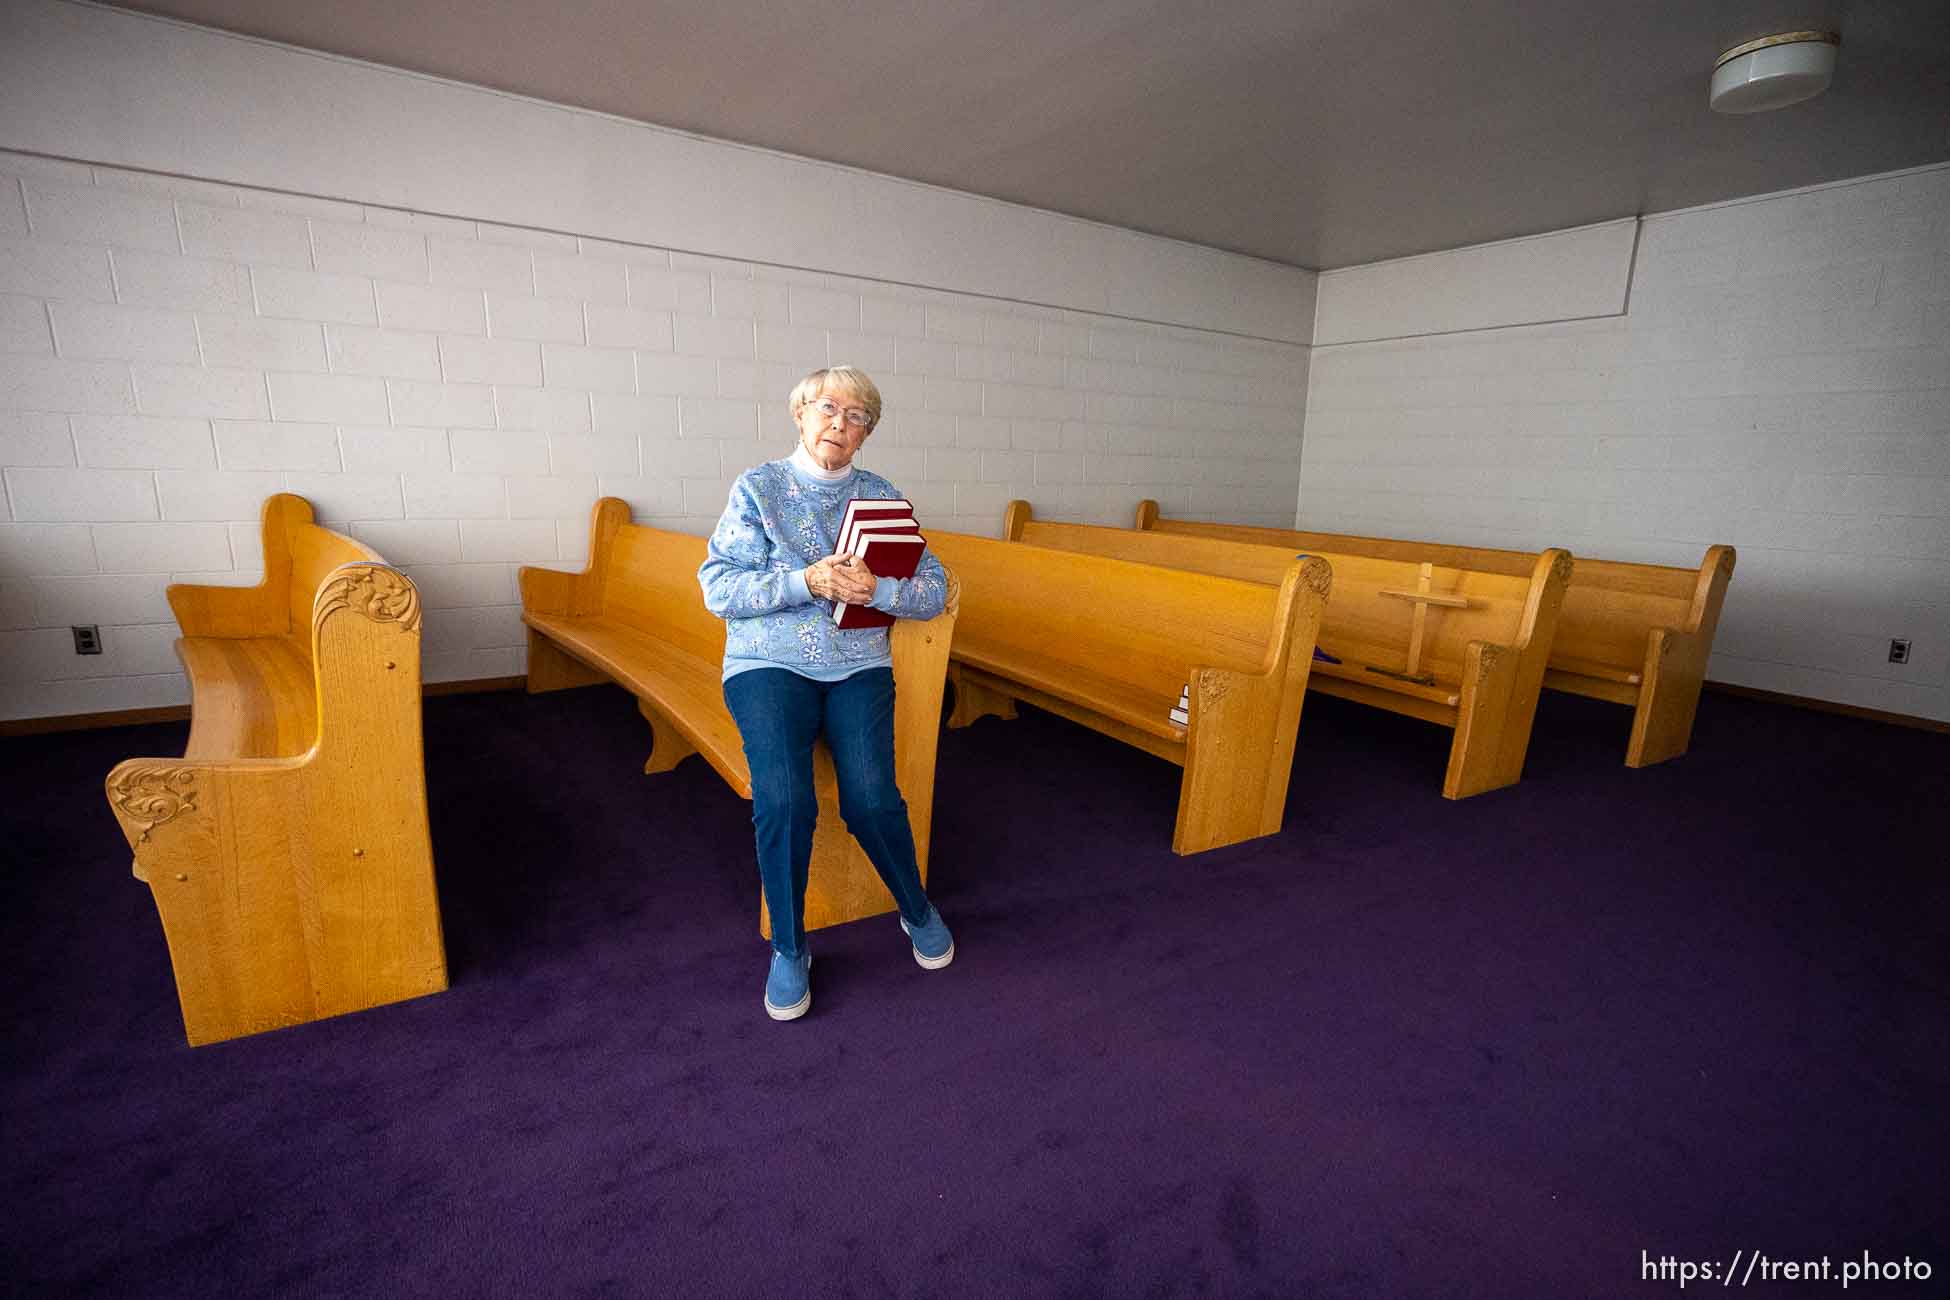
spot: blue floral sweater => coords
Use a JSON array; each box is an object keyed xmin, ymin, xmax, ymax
[{"xmin": 698, "ymin": 456, "xmax": 949, "ymax": 682}]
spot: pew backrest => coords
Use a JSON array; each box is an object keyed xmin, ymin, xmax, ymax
[
  {"xmin": 1135, "ymin": 497, "xmax": 1530, "ymax": 575},
  {"xmin": 603, "ymin": 524, "xmax": 725, "ymax": 664},
  {"xmin": 1133, "ymin": 499, "xmax": 1732, "ymax": 654},
  {"xmin": 166, "ymin": 493, "xmax": 382, "ymax": 645},
  {"xmin": 929, "ymin": 530, "xmax": 1300, "ymax": 703},
  {"xmin": 929, "ymin": 527, "xmax": 1328, "ymax": 852},
  {"xmin": 1304, "ymin": 550, "xmax": 1556, "ymax": 681},
  {"xmin": 1010, "ymin": 515, "xmax": 1547, "ymax": 684},
  {"xmin": 1130, "ymin": 498, "xmax": 1733, "ymax": 768},
  {"xmin": 1551, "ymin": 556, "xmax": 1727, "ymax": 670},
  {"xmin": 1011, "ymin": 505, "xmax": 1575, "ymax": 798}
]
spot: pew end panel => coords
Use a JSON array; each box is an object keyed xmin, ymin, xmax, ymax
[
  {"xmin": 1624, "ymin": 544, "xmax": 1736, "ymax": 767},
  {"xmin": 1174, "ymin": 557, "xmax": 1331, "ymax": 854},
  {"xmin": 109, "ymin": 560, "xmax": 445, "ymax": 1047},
  {"xmin": 775, "ymin": 575, "xmax": 962, "ymax": 934},
  {"xmin": 886, "ymin": 573, "xmax": 960, "ymax": 878},
  {"xmin": 1441, "ymin": 548, "xmax": 1574, "ymax": 798},
  {"xmin": 109, "ymin": 755, "xmax": 314, "ymax": 1045},
  {"xmin": 307, "ymin": 563, "xmax": 446, "ymax": 1003}
]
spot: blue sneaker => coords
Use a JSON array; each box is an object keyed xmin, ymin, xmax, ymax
[
  {"xmin": 764, "ymin": 950, "xmax": 811, "ymax": 1020},
  {"xmin": 899, "ymin": 907, "xmax": 955, "ymax": 970}
]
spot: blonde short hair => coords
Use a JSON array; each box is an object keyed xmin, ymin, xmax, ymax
[{"xmin": 789, "ymin": 366, "xmax": 882, "ymax": 431}]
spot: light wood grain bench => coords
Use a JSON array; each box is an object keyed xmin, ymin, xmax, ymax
[
  {"xmin": 1135, "ymin": 500, "xmax": 1735, "ymax": 767},
  {"xmin": 519, "ymin": 498, "xmax": 959, "ymax": 935},
  {"xmin": 926, "ymin": 530, "xmax": 1330, "ymax": 854},
  {"xmin": 104, "ymin": 493, "xmax": 446, "ymax": 1047},
  {"xmin": 1010, "ymin": 503, "xmax": 1570, "ymax": 800}
]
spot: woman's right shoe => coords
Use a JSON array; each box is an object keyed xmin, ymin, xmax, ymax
[
  {"xmin": 900, "ymin": 908, "xmax": 955, "ymax": 970},
  {"xmin": 764, "ymin": 950, "xmax": 811, "ymax": 1020}
]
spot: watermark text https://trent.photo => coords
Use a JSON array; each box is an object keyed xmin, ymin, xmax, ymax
[{"xmin": 1641, "ymin": 1248, "xmax": 1934, "ymax": 1289}]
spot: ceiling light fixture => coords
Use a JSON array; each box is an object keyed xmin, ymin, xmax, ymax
[{"xmin": 1709, "ymin": 31, "xmax": 1840, "ymax": 114}]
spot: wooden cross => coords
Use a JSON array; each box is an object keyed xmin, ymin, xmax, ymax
[{"xmin": 1371, "ymin": 562, "xmax": 1471, "ymax": 685}]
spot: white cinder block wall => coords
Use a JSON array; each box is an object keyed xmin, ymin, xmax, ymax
[
  {"xmin": 1305, "ymin": 165, "xmax": 1950, "ymax": 724},
  {"xmin": 0, "ymin": 4, "xmax": 1311, "ymax": 722}
]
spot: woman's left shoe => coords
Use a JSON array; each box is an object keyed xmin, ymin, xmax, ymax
[
  {"xmin": 765, "ymin": 950, "xmax": 811, "ymax": 1020},
  {"xmin": 899, "ymin": 908, "xmax": 955, "ymax": 970}
]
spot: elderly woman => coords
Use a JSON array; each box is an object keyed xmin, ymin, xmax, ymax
[{"xmin": 698, "ymin": 365, "xmax": 954, "ymax": 1021}]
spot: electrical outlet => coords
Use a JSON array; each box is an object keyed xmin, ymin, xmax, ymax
[
  {"xmin": 72, "ymin": 625, "xmax": 103, "ymax": 655},
  {"xmin": 1887, "ymin": 638, "xmax": 1910, "ymax": 665}
]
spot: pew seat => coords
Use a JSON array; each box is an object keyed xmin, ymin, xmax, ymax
[
  {"xmin": 104, "ymin": 494, "xmax": 446, "ymax": 1047},
  {"xmin": 520, "ymin": 498, "xmax": 959, "ymax": 935},
  {"xmin": 175, "ymin": 634, "xmax": 316, "ymax": 758},
  {"xmin": 927, "ymin": 530, "xmax": 1330, "ymax": 853},
  {"xmin": 525, "ymin": 614, "xmax": 750, "ymax": 791},
  {"xmin": 1134, "ymin": 500, "xmax": 1734, "ymax": 767}
]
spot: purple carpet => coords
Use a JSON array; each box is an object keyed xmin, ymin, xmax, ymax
[{"xmin": 3, "ymin": 684, "xmax": 1945, "ymax": 1297}]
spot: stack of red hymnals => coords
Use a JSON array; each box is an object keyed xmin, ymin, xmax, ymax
[{"xmin": 832, "ymin": 498, "xmax": 927, "ymax": 629}]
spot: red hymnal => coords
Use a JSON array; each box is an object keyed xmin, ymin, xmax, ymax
[
  {"xmin": 835, "ymin": 498, "xmax": 913, "ymax": 555},
  {"xmin": 832, "ymin": 529, "xmax": 927, "ymax": 629},
  {"xmin": 838, "ymin": 515, "xmax": 919, "ymax": 556}
]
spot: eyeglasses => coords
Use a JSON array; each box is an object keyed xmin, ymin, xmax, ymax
[{"xmin": 806, "ymin": 397, "xmax": 872, "ymax": 429}]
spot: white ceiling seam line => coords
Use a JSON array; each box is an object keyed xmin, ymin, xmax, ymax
[
  {"xmin": 48, "ymin": 0, "xmax": 1324, "ymax": 274},
  {"xmin": 2, "ymin": 140, "xmax": 1319, "ymax": 350}
]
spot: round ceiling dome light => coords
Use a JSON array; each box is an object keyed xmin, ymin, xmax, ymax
[{"xmin": 1710, "ymin": 31, "xmax": 1840, "ymax": 114}]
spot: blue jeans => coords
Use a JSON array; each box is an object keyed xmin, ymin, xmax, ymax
[{"xmin": 722, "ymin": 667, "xmax": 931, "ymax": 959}]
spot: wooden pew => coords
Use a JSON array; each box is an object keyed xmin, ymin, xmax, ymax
[
  {"xmin": 1009, "ymin": 503, "xmax": 1570, "ymax": 800},
  {"xmin": 926, "ymin": 530, "xmax": 1331, "ymax": 854},
  {"xmin": 1134, "ymin": 500, "xmax": 1735, "ymax": 767},
  {"xmin": 519, "ymin": 498, "xmax": 959, "ymax": 935},
  {"xmin": 104, "ymin": 494, "xmax": 446, "ymax": 1047}
]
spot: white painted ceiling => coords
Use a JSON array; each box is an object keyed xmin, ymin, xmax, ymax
[{"xmin": 105, "ymin": 0, "xmax": 1950, "ymax": 269}]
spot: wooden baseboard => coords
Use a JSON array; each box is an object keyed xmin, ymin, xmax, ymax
[
  {"xmin": 0, "ymin": 675, "xmax": 530, "ymax": 737},
  {"xmin": 0, "ymin": 704, "xmax": 194, "ymax": 736},
  {"xmin": 1703, "ymin": 680, "xmax": 1948, "ymax": 734},
  {"xmin": 423, "ymin": 675, "xmax": 527, "ymax": 698},
  {"xmin": 4, "ymin": 673, "xmax": 1937, "ymax": 738}
]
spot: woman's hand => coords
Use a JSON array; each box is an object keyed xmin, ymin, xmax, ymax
[{"xmin": 806, "ymin": 555, "xmax": 877, "ymax": 604}]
